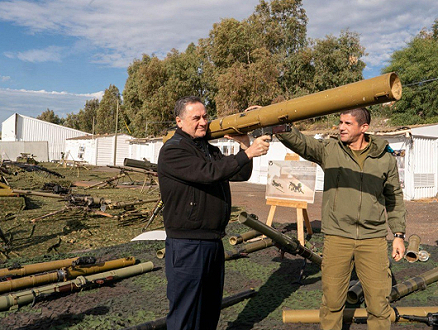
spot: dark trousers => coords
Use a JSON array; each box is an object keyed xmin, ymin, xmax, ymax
[{"xmin": 165, "ymin": 237, "xmax": 225, "ymax": 330}]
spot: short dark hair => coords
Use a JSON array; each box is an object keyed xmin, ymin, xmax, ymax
[
  {"xmin": 340, "ymin": 107, "xmax": 371, "ymax": 125},
  {"xmin": 174, "ymin": 96, "xmax": 203, "ymax": 118}
]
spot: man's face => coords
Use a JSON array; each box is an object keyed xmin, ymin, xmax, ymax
[
  {"xmin": 338, "ymin": 113, "xmax": 368, "ymax": 145},
  {"xmin": 176, "ymin": 102, "xmax": 208, "ymax": 138}
]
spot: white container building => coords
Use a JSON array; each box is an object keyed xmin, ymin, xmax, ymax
[
  {"xmin": 127, "ymin": 124, "xmax": 438, "ymax": 201},
  {"xmin": 65, "ymin": 133, "xmax": 133, "ymax": 166},
  {"xmin": 1, "ymin": 113, "xmax": 89, "ymax": 162}
]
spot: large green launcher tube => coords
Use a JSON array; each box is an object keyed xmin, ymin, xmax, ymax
[
  {"xmin": 283, "ymin": 306, "xmax": 438, "ymax": 324},
  {"xmin": 163, "ymin": 73, "xmax": 402, "ymax": 142},
  {"xmin": 347, "ymin": 265, "xmax": 438, "ymax": 304},
  {"xmin": 0, "ymin": 261, "xmax": 154, "ymax": 312},
  {"xmin": 390, "ymin": 266, "xmax": 438, "ymax": 302},
  {"xmin": 238, "ymin": 212, "xmax": 322, "ymax": 266},
  {"xmin": 209, "ymin": 73, "xmax": 401, "ymax": 139}
]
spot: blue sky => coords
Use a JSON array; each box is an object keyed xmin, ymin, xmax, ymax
[{"xmin": 0, "ymin": 0, "xmax": 437, "ymax": 126}]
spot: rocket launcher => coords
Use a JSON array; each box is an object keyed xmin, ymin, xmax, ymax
[
  {"xmin": 238, "ymin": 212, "xmax": 322, "ymax": 266},
  {"xmin": 163, "ymin": 72, "xmax": 402, "ymax": 143},
  {"xmin": 0, "ymin": 261, "xmax": 154, "ymax": 311},
  {"xmin": 0, "ymin": 256, "xmax": 136, "ymax": 294}
]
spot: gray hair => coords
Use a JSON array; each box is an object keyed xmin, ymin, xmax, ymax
[{"xmin": 174, "ymin": 96, "xmax": 203, "ymax": 118}]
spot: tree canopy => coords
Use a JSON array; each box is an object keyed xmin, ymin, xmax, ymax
[
  {"xmin": 382, "ymin": 19, "xmax": 438, "ymax": 125},
  {"xmin": 37, "ymin": 109, "xmax": 63, "ymax": 125},
  {"xmin": 51, "ymin": 0, "xmax": 367, "ymax": 135},
  {"xmin": 121, "ymin": 0, "xmax": 365, "ymax": 136}
]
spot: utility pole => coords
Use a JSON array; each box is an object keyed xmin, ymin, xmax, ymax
[{"xmin": 113, "ymin": 100, "xmax": 119, "ymax": 166}]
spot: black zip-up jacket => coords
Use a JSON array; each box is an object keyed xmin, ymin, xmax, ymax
[{"xmin": 158, "ymin": 128, "xmax": 253, "ymax": 239}]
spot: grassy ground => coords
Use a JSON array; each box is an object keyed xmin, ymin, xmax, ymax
[{"xmin": 0, "ymin": 163, "xmax": 437, "ymax": 329}]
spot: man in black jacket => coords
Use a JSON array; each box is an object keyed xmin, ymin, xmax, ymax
[{"xmin": 158, "ymin": 96, "xmax": 270, "ymax": 330}]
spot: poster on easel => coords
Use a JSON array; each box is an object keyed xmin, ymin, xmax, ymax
[{"xmin": 266, "ymin": 160, "xmax": 317, "ymax": 203}]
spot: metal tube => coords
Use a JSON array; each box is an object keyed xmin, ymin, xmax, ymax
[
  {"xmin": 405, "ymin": 234, "xmax": 421, "ymax": 263},
  {"xmin": 156, "ymin": 248, "xmax": 166, "ymax": 259},
  {"xmin": 229, "ymin": 230, "xmax": 262, "ymax": 245},
  {"xmin": 0, "ymin": 257, "xmax": 136, "ymax": 294},
  {"xmin": 164, "ymin": 73, "xmax": 402, "ymax": 142},
  {"xmin": 283, "ymin": 306, "xmax": 438, "ymax": 324},
  {"xmin": 390, "ymin": 266, "xmax": 438, "ymax": 302},
  {"xmin": 238, "ymin": 212, "xmax": 322, "ymax": 266},
  {"xmin": 0, "ymin": 257, "xmax": 79, "ymax": 278},
  {"xmin": 347, "ymin": 266, "xmax": 438, "ymax": 304},
  {"xmin": 225, "ymin": 238, "xmax": 274, "ymax": 260},
  {"xmin": 0, "ymin": 261, "xmax": 154, "ymax": 311}
]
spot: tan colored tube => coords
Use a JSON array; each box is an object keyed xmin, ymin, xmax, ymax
[
  {"xmin": 164, "ymin": 73, "xmax": 402, "ymax": 142},
  {"xmin": 405, "ymin": 234, "xmax": 421, "ymax": 262},
  {"xmin": 283, "ymin": 307, "xmax": 438, "ymax": 323}
]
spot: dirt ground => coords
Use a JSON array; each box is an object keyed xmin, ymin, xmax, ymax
[
  {"xmin": 0, "ymin": 179, "xmax": 437, "ymax": 329},
  {"xmin": 230, "ymin": 181, "xmax": 438, "ymax": 246}
]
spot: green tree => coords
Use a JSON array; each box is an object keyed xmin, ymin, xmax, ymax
[
  {"xmin": 63, "ymin": 112, "xmax": 80, "ymax": 130},
  {"xmin": 124, "ymin": 44, "xmax": 206, "ymax": 137},
  {"xmin": 383, "ymin": 20, "xmax": 438, "ymax": 125},
  {"xmin": 95, "ymin": 85, "xmax": 122, "ymax": 134},
  {"xmin": 37, "ymin": 109, "xmax": 63, "ymax": 125},
  {"xmin": 311, "ymin": 30, "xmax": 365, "ymax": 91},
  {"xmin": 215, "ymin": 48, "xmax": 282, "ymax": 115},
  {"xmin": 64, "ymin": 99, "xmax": 99, "ymax": 133},
  {"xmin": 248, "ymin": 0, "xmax": 307, "ymax": 56},
  {"xmin": 122, "ymin": 0, "xmax": 367, "ymax": 136}
]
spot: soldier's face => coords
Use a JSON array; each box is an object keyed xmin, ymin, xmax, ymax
[
  {"xmin": 176, "ymin": 102, "xmax": 208, "ymax": 139},
  {"xmin": 339, "ymin": 114, "xmax": 368, "ymax": 145}
]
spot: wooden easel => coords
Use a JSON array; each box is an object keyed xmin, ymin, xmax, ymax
[
  {"xmin": 265, "ymin": 198, "xmax": 312, "ymax": 245},
  {"xmin": 265, "ymin": 153, "xmax": 313, "ymax": 245}
]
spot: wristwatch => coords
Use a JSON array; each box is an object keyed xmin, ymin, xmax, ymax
[{"xmin": 394, "ymin": 233, "xmax": 405, "ymax": 240}]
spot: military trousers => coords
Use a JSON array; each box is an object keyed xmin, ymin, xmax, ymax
[
  {"xmin": 320, "ymin": 235, "xmax": 392, "ymax": 330},
  {"xmin": 165, "ymin": 237, "xmax": 225, "ymax": 330}
]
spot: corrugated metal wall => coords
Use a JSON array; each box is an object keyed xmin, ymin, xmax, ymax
[
  {"xmin": 95, "ymin": 135, "xmax": 132, "ymax": 166},
  {"xmin": 412, "ymin": 137, "xmax": 437, "ymax": 199},
  {"xmin": 2, "ymin": 114, "xmax": 88, "ymax": 161}
]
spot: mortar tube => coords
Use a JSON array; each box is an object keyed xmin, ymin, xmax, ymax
[
  {"xmin": 346, "ymin": 281, "xmax": 364, "ymax": 305},
  {"xmin": 283, "ymin": 306, "xmax": 438, "ymax": 324},
  {"xmin": 405, "ymin": 234, "xmax": 421, "ymax": 263},
  {"xmin": 238, "ymin": 212, "xmax": 322, "ymax": 266},
  {"xmin": 0, "ymin": 261, "xmax": 154, "ymax": 312}
]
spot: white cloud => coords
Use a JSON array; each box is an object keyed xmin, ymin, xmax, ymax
[
  {"xmin": 305, "ymin": 0, "xmax": 438, "ymax": 74},
  {"xmin": 0, "ymin": 0, "xmax": 435, "ymax": 72},
  {"xmin": 0, "ymin": 88, "xmax": 103, "ymax": 124},
  {"xmin": 6, "ymin": 46, "xmax": 65, "ymax": 63},
  {"xmin": 0, "ymin": 0, "xmax": 261, "ymax": 67},
  {"xmin": 1, "ymin": 75, "xmax": 11, "ymax": 82}
]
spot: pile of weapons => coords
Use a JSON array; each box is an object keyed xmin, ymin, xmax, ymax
[
  {"xmin": 1, "ymin": 160, "xmax": 64, "ymax": 178},
  {"xmin": 11, "ymin": 187, "xmax": 160, "ymax": 225},
  {"xmin": 236, "ymin": 212, "xmax": 438, "ymax": 327},
  {"xmin": 0, "ymin": 256, "xmax": 154, "ymax": 312}
]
